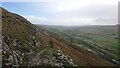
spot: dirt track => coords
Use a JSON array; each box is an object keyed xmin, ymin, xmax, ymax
[{"xmin": 51, "ymin": 37, "xmax": 111, "ymax": 66}]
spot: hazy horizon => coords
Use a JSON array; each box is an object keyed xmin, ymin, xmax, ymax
[
  {"xmin": 36, "ymin": 23, "xmax": 118, "ymax": 26},
  {"xmin": 1, "ymin": 0, "xmax": 119, "ymax": 26}
]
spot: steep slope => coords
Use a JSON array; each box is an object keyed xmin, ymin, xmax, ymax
[
  {"xmin": 1, "ymin": 7, "xmax": 77, "ymax": 67},
  {"xmin": 42, "ymin": 25, "xmax": 119, "ymax": 66},
  {"xmin": 2, "ymin": 7, "xmax": 43, "ymax": 66}
]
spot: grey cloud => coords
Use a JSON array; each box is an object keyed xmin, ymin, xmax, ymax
[
  {"xmin": 25, "ymin": 3, "xmax": 118, "ymax": 26},
  {"xmin": 52, "ymin": 3, "xmax": 118, "ymax": 25},
  {"xmin": 55, "ymin": 3, "xmax": 117, "ymax": 18}
]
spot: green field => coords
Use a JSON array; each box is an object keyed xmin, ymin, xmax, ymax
[{"xmin": 42, "ymin": 25, "xmax": 119, "ymax": 65}]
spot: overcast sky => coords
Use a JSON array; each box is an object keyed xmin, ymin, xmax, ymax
[{"xmin": 2, "ymin": 0, "xmax": 119, "ymax": 26}]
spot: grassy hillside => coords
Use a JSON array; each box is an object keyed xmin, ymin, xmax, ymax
[
  {"xmin": 1, "ymin": 7, "xmax": 118, "ymax": 67},
  {"xmin": 2, "ymin": 7, "xmax": 46, "ymax": 66},
  {"xmin": 2, "ymin": 7, "xmax": 77, "ymax": 67},
  {"xmin": 43, "ymin": 25, "xmax": 119, "ymax": 65}
]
